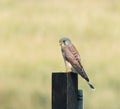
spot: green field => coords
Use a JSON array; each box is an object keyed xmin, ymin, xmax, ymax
[{"xmin": 0, "ymin": 0, "xmax": 120, "ymax": 109}]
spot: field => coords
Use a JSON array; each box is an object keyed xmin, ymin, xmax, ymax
[{"xmin": 0, "ymin": 0, "xmax": 120, "ymax": 109}]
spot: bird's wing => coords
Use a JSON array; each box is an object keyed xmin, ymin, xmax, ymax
[{"xmin": 62, "ymin": 44, "xmax": 89, "ymax": 81}]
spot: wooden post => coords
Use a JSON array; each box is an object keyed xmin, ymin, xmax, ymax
[{"xmin": 52, "ymin": 72, "xmax": 78, "ymax": 109}]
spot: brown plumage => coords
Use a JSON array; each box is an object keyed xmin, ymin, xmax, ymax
[{"xmin": 59, "ymin": 37, "xmax": 95, "ymax": 89}]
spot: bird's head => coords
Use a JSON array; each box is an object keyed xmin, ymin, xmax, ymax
[{"xmin": 59, "ymin": 37, "xmax": 71, "ymax": 46}]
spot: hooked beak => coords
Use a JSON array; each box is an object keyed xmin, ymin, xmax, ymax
[{"xmin": 59, "ymin": 42, "xmax": 62, "ymax": 45}]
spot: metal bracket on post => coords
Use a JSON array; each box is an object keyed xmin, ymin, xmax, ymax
[{"xmin": 78, "ymin": 90, "xmax": 83, "ymax": 109}]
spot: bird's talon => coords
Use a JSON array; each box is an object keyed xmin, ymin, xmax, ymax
[{"xmin": 66, "ymin": 69, "xmax": 69, "ymax": 73}]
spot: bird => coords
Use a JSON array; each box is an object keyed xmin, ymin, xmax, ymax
[{"xmin": 59, "ymin": 37, "xmax": 95, "ymax": 89}]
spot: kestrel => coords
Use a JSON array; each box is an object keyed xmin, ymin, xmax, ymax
[{"xmin": 59, "ymin": 37, "xmax": 94, "ymax": 89}]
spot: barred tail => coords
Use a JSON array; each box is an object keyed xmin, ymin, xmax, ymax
[{"xmin": 86, "ymin": 81, "xmax": 95, "ymax": 89}]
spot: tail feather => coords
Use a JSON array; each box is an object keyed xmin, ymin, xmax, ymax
[
  {"xmin": 86, "ymin": 81, "xmax": 95, "ymax": 89},
  {"xmin": 71, "ymin": 67, "xmax": 95, "ymax": 89}
]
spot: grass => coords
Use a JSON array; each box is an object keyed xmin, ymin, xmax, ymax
[{"xmin": 0, "ymin": 0, "xmax": 120, "ymax": 109}]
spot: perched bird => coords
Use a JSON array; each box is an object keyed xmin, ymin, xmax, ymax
[{"xmin": 59, "ymin": 37, "xmax": 95, "ymax": 89}]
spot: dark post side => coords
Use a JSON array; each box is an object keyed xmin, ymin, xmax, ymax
[{"xmin": 52, "ymin": 72, "xmax": 78, "ymax": 109}]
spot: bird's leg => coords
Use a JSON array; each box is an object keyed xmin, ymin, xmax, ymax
[
  {"xmin": 65, "ymin": 62, "xmax": 69, "ymax": 73},
  {"xmin": 64, "ymin": 61, "xmax": 72, "ymax": 73},
  {"xmin": 66, "ymin": 67, "xmax": 69, "ymax": 72}
]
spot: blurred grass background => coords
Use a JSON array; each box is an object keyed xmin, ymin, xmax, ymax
[{"xmin": 0, "ymin": 0, "xmax": 120, "ymax": 109}]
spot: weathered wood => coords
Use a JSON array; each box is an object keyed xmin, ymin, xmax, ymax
[{"xmin": 52, "ymin": 72, "xmax": 78, "ymax": 109}]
